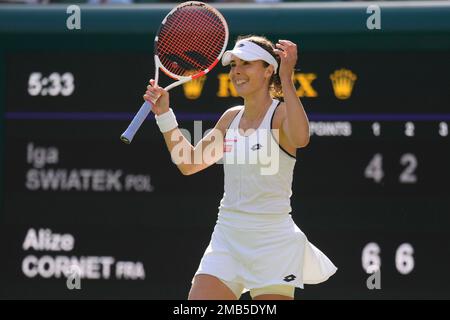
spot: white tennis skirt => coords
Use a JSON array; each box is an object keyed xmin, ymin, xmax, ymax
[{"xmin": 194, "ymin": 210, "xmax": 337, "ymax": 290}]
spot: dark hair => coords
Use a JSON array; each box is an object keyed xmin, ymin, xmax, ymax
[{"xmin": 236, "ymin": 35, "xmax": 283, "ymax": 100}]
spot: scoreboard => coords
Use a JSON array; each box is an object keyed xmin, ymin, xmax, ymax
[{"xmin": 1, "ymin": 3, "xmax": 450, "ymax": 299}]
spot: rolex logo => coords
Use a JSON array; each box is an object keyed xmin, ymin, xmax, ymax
[
  {"xmin": 330, "ymin": 68, "xmax": 357, "ymax": 100},
  {"xmin": 183, "ymin": 74, "xmax": 207, "ymax": 100}
]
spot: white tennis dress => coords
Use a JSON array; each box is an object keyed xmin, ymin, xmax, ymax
[{"xmin": 194, "ymin": 99, "xmax": 337, "ymax": 292}]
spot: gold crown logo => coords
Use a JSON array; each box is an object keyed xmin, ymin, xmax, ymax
[
  {"xmin": 330, "ymin": 68, "xmax": 357, "ymax": 100},
  {"xmin": 183, "ymin": 75, "xmax": 207, "ymax": 100}
]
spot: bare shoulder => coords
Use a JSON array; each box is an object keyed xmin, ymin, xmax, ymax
[
  {"xmin": 215, "ymin": 105, "xmax": 243, "ymax": 134},
  {"xmin": 272, "ymin": 101, "xmax": 287, "ymax": 130},
  {"xmin": 223, "ymin": 105, "xmax": 244, "ymax": 118}
]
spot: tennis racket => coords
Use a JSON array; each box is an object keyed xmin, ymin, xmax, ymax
[{"xmin": 120, "ymin": 1, "xmax": 229, "ymax": 144}]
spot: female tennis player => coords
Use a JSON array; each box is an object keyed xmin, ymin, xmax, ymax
[{"xmin": 144, "ymin": 35, "xmax": 337, "ymax": 300}]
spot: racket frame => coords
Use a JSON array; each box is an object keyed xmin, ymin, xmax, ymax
[{"xmin": 120, "ymin": 1, "xmax": 229, "ymax": 144}]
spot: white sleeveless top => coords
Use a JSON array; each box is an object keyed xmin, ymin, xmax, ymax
[{"xmin": 218, "ymin": 99, "xmax": 297, "ymax": 215}]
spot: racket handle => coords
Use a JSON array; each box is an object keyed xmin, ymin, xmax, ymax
[{"xmin": 120, "ymin": 101, "xmax": 153, "ymax": 144}]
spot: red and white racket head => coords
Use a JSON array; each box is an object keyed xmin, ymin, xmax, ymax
[{"xmin": 154, "ymin": 1, "xmax": 229, "ymax": 87}]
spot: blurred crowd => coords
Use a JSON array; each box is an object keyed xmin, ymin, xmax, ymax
[{"xmin": 0, "ymin": 0, "xmax": 425, "ymax": 5}]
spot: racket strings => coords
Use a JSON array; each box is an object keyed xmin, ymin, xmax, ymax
[
  {"xmin": 160, "ymin": 8, "xmax": 223, "ymax": 68},
  {"xmin": 157, "ymin": 5, "xmax": 226, "ymax": 76}
]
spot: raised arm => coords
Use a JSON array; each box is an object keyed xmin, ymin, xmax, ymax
[
  {"xmin": 145, "ymin": 79, "xmax": 239, "ymax": 175},
  {"xmin": 274, "ymin": 40, "xmax": 310, "ymax": 148}
]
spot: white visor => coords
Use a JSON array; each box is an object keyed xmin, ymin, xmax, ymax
[{"xmin": 221, "ymin": 39, "xmax": 278, "ymax": 74}]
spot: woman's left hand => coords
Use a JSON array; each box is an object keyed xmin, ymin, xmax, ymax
[{"xmin": 274, "ymin": 40, "xmax": 298, "ymax": 80}]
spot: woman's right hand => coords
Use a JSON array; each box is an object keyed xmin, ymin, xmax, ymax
[{"xmin": 144, "ymin": 79, "xmax": 170, "ymax": 116}]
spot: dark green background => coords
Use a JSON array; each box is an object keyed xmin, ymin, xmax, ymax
[{"xmin": 1, "ymin": 3, "xmax": 450, "ymax": 299}]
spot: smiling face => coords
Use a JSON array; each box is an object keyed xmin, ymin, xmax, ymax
[{"xmin": 228, "ymin": 55, "xmax": 274, "ymax": 98}]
